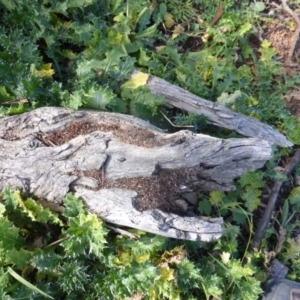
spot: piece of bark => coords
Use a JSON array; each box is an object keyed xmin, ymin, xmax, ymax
[
  {"xmin": 0, "ymin": 107, "xmax": 272, "ymax": 241},
  {"xmin": 131, "ymin": 71, "xmax": 292, "ymax": 148}
]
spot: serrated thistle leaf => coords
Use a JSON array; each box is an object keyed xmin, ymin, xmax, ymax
[
  {"xmin": 160, "ymin": 266, "xmax": 174, "ymax": 281},
  {"xmin": 2, "ymin": 188, "xmax": 18, "ymax": 211},
  {"xmin": 0, "ymin": 217, "xmax": 25, "ymax": 252},
  {"xmin": 7, "ymin": 267, "xmax": 54, "ymax": 299},
  {"xmin": 24, "ymin": 199, "xmax": 62, "ymax": 225},
  {"xmin": 57, "ymin": 261, "xmax": 88, "ymax": 293},
  {"xmin": 33, "ymin": 63, "xmax": 55, "ymax": 78},
  {"xmin": 31, "ymin": 252, "xmax": 62, "ymax": 275},
  {"xmin": 114, "ymin": 249, "xmax": 132, "ymax": 266},
  {"xmin": 228, "ymin": 259, "xmax": 255, "ymax": 280},
  {"xmin": 62, "ymin": 213, "xmax": 107, "ymax": 257},
  {"xmin": 116, "ymin": 234, "xmax": 165, "ymax": 258},
  {"xmin": 84, "ymin": 85, "xmax": 117, "ymax": 111},
  {"xmin": 160, "ymin": 246, "xmax": 186, "ymax": 265},
  {"xmin": 4, "ymin": 248, "xmax": 34, "ymax": 269},
  {"xmin": 232, "ymin": 276, "xmax": 262, "ymax": 300},
  {"xmin": 12, "ymin": 191, "xmax": 35, "ymax": 220},
  {"xmin": 238, "ymin": 22, "xmax": 252, "ymax": 36},
  {"xmin": 63, "ymin": 193, "xmax": 84, "ymax": 218},
  {"xmin": 135, "ymin": 253, "xmax": 150, "ymax": 264}
]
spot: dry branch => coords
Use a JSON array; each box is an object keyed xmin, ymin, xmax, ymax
[
  {"xmin": 252, "ymin": 149, "xmax": 300, "ymax": 249},
  {"xmin": 132, "ymin": 71, "xmax": 292, "ymax": 147},
  {"xmin": 281, "ymin": 0, "xmax": 300, "ymax": 66}
]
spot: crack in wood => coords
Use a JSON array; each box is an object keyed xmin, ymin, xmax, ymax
[{"xmin": 0, "ymin": 107, "xmax": 275, "ymax": 241}]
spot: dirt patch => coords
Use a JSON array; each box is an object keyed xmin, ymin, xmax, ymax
[
  {"xmin": 265, "ymin": 20, "xmax": 296, "ymax": 60},
  {"xmin": 0, "ymin": 120, "xmax": 170, "ymax": 148},
  {"xmin": 102, "ymin": 168, "xmax": 195, "ymax": 214},
  {"xmin": 44, "ymin": 121, "xmax": 168, "ymax": 148},
  {"xmin": 284, "ymin": 88, "xmax": 300, "ymax": 122},
  {"xmin": 262, "ymin": 8, "xmax": 300, "ymax": 120},
  {"xmin": 69, "ymin": 166, "xmax": 196, "ymax": 214}
]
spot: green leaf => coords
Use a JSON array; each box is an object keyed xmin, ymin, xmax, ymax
[
  {"xmin": 8, "ymin": 103, "xmax": 26, "ymax": 115},
  {"xmin": 62, "ymin": 213, "xmax": 107, "ymax": 257},
  {"xmin": 0, "ymin": 0, "xmax": 16, "ymax": 10},
  {"xmin": 209, "ymin": 191, "xmax": 224, "ymax": 206},
  {"xmin": 0, "ymin": 203, "xmax": 5, "ymax": 216},
  {"xmin": 201, "ymin": 273, "xmax": 223, "ymax": 299},
  {"xmin": 83, "ymin": 85, "xmax": 117, "ymax": 111},
  {"xmin": 250, "ymin": 2, "xmax": 265, "ymax": 12},
  {"xmin": 0, "ymin": 86, "xmax": 14, "ymax": 102},
  {"xmin": 237, "ymin": 22, "xmax": 252, "ymax": 36},
  {"xmin": 0, "ymin": 217, "xmax": 25, "ymax": 252},
  {"xmin": 217, "ymin": 90, "xmax": 242, "ymax": 107},
  {"xmin": 121, "ymin": 72, "xmax": 149, "ymax": 90},
  {"xmin": 242, "ymin": 186, "xmax": 261, "ymax": 212},
  {"xmin": 75, "ymin": 59, "xmax": 104, "ymax": 82},
  {"xmin": 135, "ymin": 24, "xmax": 157, "ymax": 39},
  {"xmin": 178, "ymin": 259, "xmax": 201, "ymax": 291},
  {"xmin": 31, "ymin": 252, "xmax": 62, "ymax": 275},
  {"xmin": 198, "ymin": 198, "xmax": 212, "ymax": 215},
  {"xmin": 57, "ymin": 261, "xmax": 88, "ymax": 293},
  {"xmin": 2, "ymin": 188, "xmax": 19, "ymax": 211},
  {"xmin": 238, "ymin": 170, "xmax": 264, "ymax": 189},
  {"xmin": 7, "ymin": 267, "xmax": 54, "ymax": 299},
  {"xmin": 259, "ymin": 40, "xmax": 277, "ymax": 62},
  {"xmin": 5, "ymin": 248, "xmax": 34, "ymax": 269},
  {"xmin": 117, "ymin": 234, "xmax": 165, "ymax": 257},
  {"xmin": 63, "ymin": 193, "xmax": 85, "ymax": 218},
  {"xmin": 23, "ymin": 198, "xmax": 62, "ymax": 225},
  {"xmin": 66, "ymin": 90, "xmax": 84, "ymax": 110},
  {"xmin": 232, "ymin": 276, "xmax": 262, "ymax": 300},
  {"xmin": 281, "ymin": 199, "xmax": 289, "ymax": 226},
  {"xmin": 285, "ymin": 118, "xmax": 300, "ymax": 145},
  {"xmin": 230, "ymin": 207, "xmax": 247, "ymax": 224},
  {"xmin": 288, "ymin": 187, "xmax": 300, "ymax": 209}
]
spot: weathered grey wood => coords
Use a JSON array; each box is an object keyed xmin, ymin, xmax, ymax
[
  {"xmin": 133, "ymin": 71, "xmax": 292, "ymax": 147},
  {"xmin": 0, "ymin": 107, "xmax": 272, "ymax": 241},
  {"xmin": 75, "ymin": 187, "xmax": 223, "ymax": 242}
]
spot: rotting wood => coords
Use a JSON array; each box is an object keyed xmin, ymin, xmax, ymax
[
  {"xmin": 0, "ymin": 107, "xmax": 273, "ymax": 241},
  {"xmin": 131, "ymin": 71, "xmax": 293, "ymax": 148}
]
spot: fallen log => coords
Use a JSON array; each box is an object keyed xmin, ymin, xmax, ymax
[{"xmin": 0, "ymin": 106, "xmax": 272, "ymax": 241}]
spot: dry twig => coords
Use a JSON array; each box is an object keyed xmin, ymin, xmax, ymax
[
  {"xmin": 281, "ymin": 0, "xmax": 300, "ymax": 66},
  {"xmin": 252, "ymin": 149, "xmax": 300, "ymax": 250},
  {"xmin": 159, "ymin": 109, "xmax": 194, "ymax": 128}
]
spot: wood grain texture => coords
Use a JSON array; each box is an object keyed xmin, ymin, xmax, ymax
[
  {"xmin": 0, "ymin": 107, "xmax": 273, "ymax": 241},
  {"xmin": 136, "ymin": 71, "xmax": 292, "ymax": 147}
]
